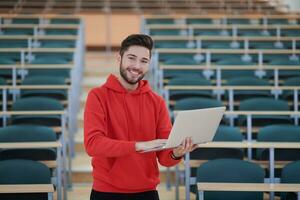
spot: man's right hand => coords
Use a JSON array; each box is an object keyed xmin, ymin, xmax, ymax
[{"xmin": 135, "ymin": 139, "xmax": 167, "ymax": 151}]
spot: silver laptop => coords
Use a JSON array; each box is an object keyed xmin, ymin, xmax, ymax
[{"xmin": 141, "ymin": 106, "xmax": 226, "ymax": 153}]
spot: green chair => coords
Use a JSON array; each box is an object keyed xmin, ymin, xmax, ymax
[
  {"xmin": 250, "ymin": 41, "xmax": 286, "ymax": 49},
  {"xmin": 168, "ymin": 76, "xmax": 213, "ymax": 100},
  {"xmin": 186, "ymin": 18, "xmax": 213, "ymax": 24},
  {"xmin": 238, "ymin": 29, "xmax": 264, "ymax": 37},
  {"xmin": 31, "ymin": 53, "xmax": 73, "ymax": 63},
  {"xmin": 164, "ymin": 56, "xmax": 200, "ymax": 65},
  {"xmin": 11, "ymin": 18, "xmax": 39, "ymax": 24},
  {"xmin": 257, "ymin": 125, "xmax": 300, "ymax": 161},
  {"xmin": 239, "ymin": 98, "xmax": 292, "ymax": 126},
  {"xmin": 160, "ymin": 53, "xmax": 196, "ymax": 63},
  {"xmin": 0, "ymin": 159, "xmax": 51, "ymax": 200},
  {"xmin": 174, "ymin": 97, "xmax": 223, "ymax": 110},
  {"xmin": 282, "ymin": 77, "xmax": 300, "ymax": 100},
  {"xmin": 196, "ymin": 158, "xmax": 265, "ymax": 200},
  {"xmin": 3, "ymin": 28, "xmax": 34, "ymax": 35},
  {"xmin": 0, "ymin": 57, "xmax": 16, "ymax": 79},
  {"xmin": 190, "ymin": 126, "xmax": 244, "ymax": 194},
  {"xmin": 163, "ymin": 70, "xmax": 203, "ymax": 80},
  {"xmin": 145, "ymin": 19, "xmax": 175, "ymax": 24},
  {"xmin": 50, "ymin": 18, "xmax": 80, "ymax": 24},
  {"xmin": 227, "ymin": 19, "xmax": 250, "ymax": 25},
  {"xmin": 282, "ymin": 29, "xmax": 300, "ymax": 37},
  {"xmin": 44, "ymin": 29, "xmax": 78, "ymax": 35},
  {"xmin": 21, "ymin": 76, "xmax": 67, "ymax": 100},
  {"xmin": 281, "ymin": 160, "xmax": 300, "ymax": 200},
  {"xmin": 0, "ymin": 125, "xmax": 57, "ymax": 161},
  {"xmin": 0, "ymin": 39, "xmax": 28, "ymax": 48},
  {"xmin": 226, "ymin": 76, "xmax": 271, "ymax": 100},
  {"xmin": 269, "ymin": 59, "xmax": 300, "ymax": 78},
  {"xmin": 265, "ymin": 18, "xmax": 289, "ymax": 25},
  {"xmin": 11, "ymin": 97, "xmax": 64, "ymax": 127},
  {"xmin": 27, "ymin": 69, "xmax": 71, "ymax": 80},
  {"xmin": 194, "ymin": 29, "xmax": 224, "ymax": 36},
  {"xmin": 155, "ymin": 41, "xmax": 191, "ymax": 49},
  {"xmin": 215, "ymin": 58, "xmax": 256, "ymax": 79},
  {"xmin": 150, "ymin": 29, "xmax": 182, "ymax": 36},
  {"xmin": 39, "ymin": 40, "xmax": 75, "ymax": 48}
]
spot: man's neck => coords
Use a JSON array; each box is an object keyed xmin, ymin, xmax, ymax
[{"xmin": 117, "ymin": 75, "xmax": 138, "ymax": 91}]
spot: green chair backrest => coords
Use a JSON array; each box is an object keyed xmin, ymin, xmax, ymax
[
  {"xmin": 197, "ymin": 158, "xmax": 265, "ymax": 200},
  {"xmin": 281, "ymin": 160, "xmax": 300, "ymax": 200}
]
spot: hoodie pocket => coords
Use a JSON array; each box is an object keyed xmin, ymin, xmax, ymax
[{"xmin": 108, "ymin": 153, "xmax": 159, "ymax": 190}]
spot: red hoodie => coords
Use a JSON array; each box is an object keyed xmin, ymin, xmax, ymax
[{"xmin": 84, "ymin": 74, "xmax": 181, "ymax": 193}]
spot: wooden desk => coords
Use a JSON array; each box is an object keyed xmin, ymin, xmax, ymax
[
  {"xmin": 197, "ymin": 183, "xmax": 300, "ymax": 200},
  {"xmin": 0, "ymin": 184, "xmax": 54, "ymax": 193}
]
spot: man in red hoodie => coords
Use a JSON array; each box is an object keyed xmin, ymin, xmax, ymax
[{"xmin": 84, "ymin": 34, "xmax": 196, "ymax": 200}]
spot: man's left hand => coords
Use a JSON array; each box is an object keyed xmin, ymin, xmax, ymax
[{"xmin": 172, "ymin": 137, "xmax": 198, "ymax": 158}]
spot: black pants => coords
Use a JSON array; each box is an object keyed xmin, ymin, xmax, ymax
[{"xmin": 90, "ymin": 189, "xmax": 160, "ymax": 200}]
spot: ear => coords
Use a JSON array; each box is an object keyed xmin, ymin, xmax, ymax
[{"xmin": 117, "ymin": 54, "xmax": 121, "ymax": 64}]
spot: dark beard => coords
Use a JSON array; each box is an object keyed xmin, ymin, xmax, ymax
[{"xmin": 119, "ymin": 66, "xmax": 145, "ymax": 85}]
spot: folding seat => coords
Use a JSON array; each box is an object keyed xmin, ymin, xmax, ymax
[
  {"xmin": 249, "ymin": 41, "xmax": 286, "ymax": 49},
  {"xmin": 50, "ymin": 18, "xmax": 80, "ymax": 24},
  {"xmin": 238, "ymin": 29, "xmax": 265, "ymax": 37},
  {"xmin": 0, "ymin": 39, "xmax": 28, "ymax": 48},
  {"xmin": 239, "ymin": 97, "xmax": 293, "ymax": 126},
  {"xmin": 264, "ymin": 18, "xmax": 289, "ymax": 25},
  {"xmin": 10, "ymin": 97, "xmax": 64, "ymax": 127},
  {"xmin": 31, "ymin": 53, "xmax": 73, "ymax": 63},
  {"xmin": 145, "ymin": 19, "xmax": 175, "ymax": 24},
  {"xmin": 204, "ymin": 41, "xmax": 240, "ymax": 49},
  {"xmin": 268, "ymin": 58, "xmax": 300, "ymax": 79},
  {"xmin": 174, "ymin": 97, "xmax": 223, "ymax": 111},
  {"xmin": 155, "ymin": 41, "xmax": 191, "ymax": 49},
  {"xmin": 163, "ymin": 56, "xmax": 200, "ymax": 65},
  {"xmin": 196, "ymin": 159, "xmax": 265, "ymax": 200},
  {"xmin": 149, "ymin": 29, "xmax": 182, "ymax": 36},
  {"xmin": 3, "ymin": 28, "xmax": 34, "ymax": 35},
  {"xmin": 168, "ymin": 76, "xmax": 213, "ymax": 101},
  {"xmin": 256, "ymin": 125, "xmax": 300, "ymax": 162},
  {"xmin": 44, "ymin": 28, "xmax": 78, "ymax": 35},
  {"xmin": 0, "ymin": 125, "xmax": 57, "ymax": 162},
  {"xmin": 163, "ymin": 70, "xmax": 203, "ymax": 80},
  {"xmin": 226, "ymin": 76, "xmax": 271, "ymax": 101},
  {"xmin": 227, "ymin": 19, "xmax": 250, "ymax": 25},
  {"xmin": 21, "ymin": 76, "xmax": 67, "ymax": 100},
  {"xmin": 160, "ymin": 53, "xmax": 198, "ymax": 63},
  {"xmin": 189, "ymin": 126, "xmax": 244, "ymax": 195},
  {"xmin": 11, "ymin": 18, "xmax": 39, "ymax": 24},
  {"xmin": 282, "ymin": 76, "xmax": 300, "ymax": 100},
  {"xmin": 0, "ymin": 159, "xmax": 52, "ymax": 200},
  {"xmin": 282, "ymin": 29, "xmax": 300, "ymax": 37},
  {"xmin": 39, "ymin": 40, "xmax": 75, "ymax": 48},
  {"xmin": 281, "ymin": 160, "xmax": 300, "ymax": 200},
  {"xmin": 186, "ymin": 18, "xmax": 213, "ymax": 24},
  {"xmin": 194, "ymin": 29, "xmax": 225, "ymax": 36},
  {"xmin": 0, "ymin": 57, "xmax": 16, "ymax": 80},
  {"xmin": 215, "ymin": 57, "xmax": 256, "ymax": 79}
]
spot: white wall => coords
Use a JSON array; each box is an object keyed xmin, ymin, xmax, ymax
[{"xmin": 283, "ymin": 0, "xmax": 300, "ymax": 12}]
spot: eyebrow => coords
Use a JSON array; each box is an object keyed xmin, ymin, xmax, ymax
[{"xmin": 127, "ymin": 54, "xmax": 149, "ymax": 62}]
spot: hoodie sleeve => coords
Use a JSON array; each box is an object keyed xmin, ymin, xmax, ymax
[
  {"xmin": 84, "ymin": 90, "xmax": 136, "ymax": 157},
  {"xmin": 156, "ymin": 98, "xmax": 182, "ymax": 167}
]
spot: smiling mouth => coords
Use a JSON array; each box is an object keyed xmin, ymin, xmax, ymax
[{"xmin": 128, "ymin": 69, "xmax": 141, "ymax": 77}]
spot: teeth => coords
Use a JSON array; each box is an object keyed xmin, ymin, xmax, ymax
[{"xmin": 129, "ymin": 69, "xmax": 139, "ymax": 75}]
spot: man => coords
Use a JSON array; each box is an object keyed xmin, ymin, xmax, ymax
[{"xmin": 84, "ymin": 34, "xmax": 196, "ymax": 200}]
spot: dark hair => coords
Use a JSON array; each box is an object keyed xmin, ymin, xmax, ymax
[{"xmin": 119, "ymin": 34, "xmax": 153, "ymax": 58}]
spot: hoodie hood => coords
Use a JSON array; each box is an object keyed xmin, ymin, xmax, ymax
[{"xmin": 103, "ymin": 74, "xmax": 151, "ymax": 94}]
